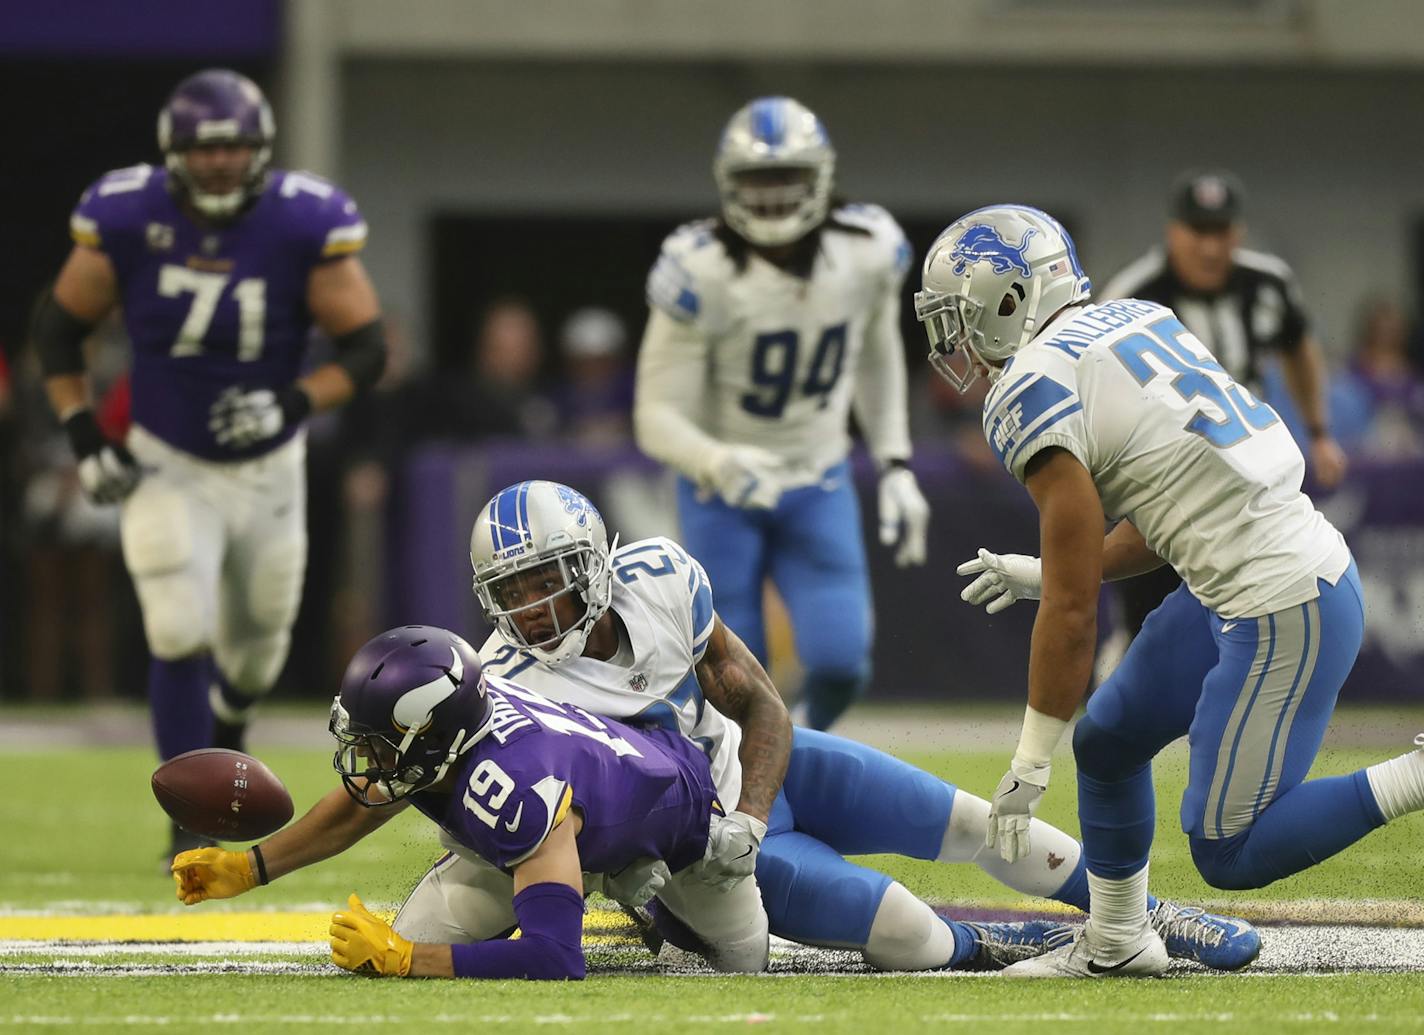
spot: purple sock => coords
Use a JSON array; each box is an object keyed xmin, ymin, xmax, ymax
[{"xmin": 148, "ymin": 656, "xmax": 213, "ymax": 761}]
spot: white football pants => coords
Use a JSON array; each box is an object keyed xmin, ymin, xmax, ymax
[
  {"xmin": 394, "ymin": 836, "xmax": 769, "ymax": 973},
  {"xmin": 120, "ymin": 424, "xmax": 307, "ymax": 696}
]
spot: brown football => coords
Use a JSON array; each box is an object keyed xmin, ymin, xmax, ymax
[{"xmin": 151, "ymin": 748, "xmax": 294, "ymax": 841}]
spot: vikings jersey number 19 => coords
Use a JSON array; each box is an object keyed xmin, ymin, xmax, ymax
[
  {"xmin": 479, "ymin": 536, "xmax": 743, "ymax": 810},
  {"xmin": 418, "ymin": 677, "xmax": 719, "ymax": 876}
]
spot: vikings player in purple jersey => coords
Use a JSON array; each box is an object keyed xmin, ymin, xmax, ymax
[
  {"xmin": 173, "ymin": 626, "xmax": 1072, "ymax": 978},
  {"xmin": 33, "ymin": 69, "xmax": 388, "ymax": 862},
  {"xmin": 171, "ymin": 625, "xmax": 771, "ymax": 978}
]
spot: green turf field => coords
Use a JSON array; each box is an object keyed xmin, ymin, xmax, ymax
[
  {"xmin": 3, "ymin": 706, "xmax": 1422, "ymax": 1033},
  {"xmin": 5, "ymin": 972, "xmax": 1424, "ymax": 1033}
]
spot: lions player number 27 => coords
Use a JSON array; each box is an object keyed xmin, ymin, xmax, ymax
[
  {"xmin": 1111, "ymin": 317, "xmax": 1278, "ymax": 448},
  {"xmin": 741, "ymin": 322, "xmax": 848, "ymax": 417},
  {"xmin": 158, "ymin": 265, "xmax": 266, "ymax": 361}
]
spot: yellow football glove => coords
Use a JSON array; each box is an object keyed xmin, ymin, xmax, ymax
[
  {"xmin": 330, "ymin": 893, "xmax": 413, "ymax": 977},
  {"xmin": 172, "ymin": 847, "xmax": 257, "ymax": 905}
]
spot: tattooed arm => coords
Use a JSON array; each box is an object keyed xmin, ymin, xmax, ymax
[{"xmin": 694, "ymin": 615, "xmax": 792, "ymax": 822}]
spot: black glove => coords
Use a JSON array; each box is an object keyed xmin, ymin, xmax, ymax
[{"xmin": 64, "ymin": 408, "xmax": 141, "ymax": 505}]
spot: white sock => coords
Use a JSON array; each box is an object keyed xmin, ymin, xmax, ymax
[
  {"xmin": 862, "ymin": 881, "xmax": 955, "ymax": 971},
  {"xmin": 1085, "ymin": 865, "xmax": 1150, "ymax": 950},
  {"xmin": 938, "ymin": 790, "xmax": 1084, "ymax": 899},
  {"xmin": 1365, "ymin": 739, "xmax": 1424, "ymax": 821}
]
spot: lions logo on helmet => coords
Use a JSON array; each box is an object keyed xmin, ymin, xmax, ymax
[
  {"xmin": 914, "ymin": 205, "xmax": 1092, "ymax": 392},
  {"xmin": 713, "ymin": 96, "xmax": 836, "ymax": 248},
  {"xmin": 469, "ymin": 481, "xmax": 617, "ymax": 667}
]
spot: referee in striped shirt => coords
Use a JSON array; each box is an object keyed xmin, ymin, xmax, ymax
[{"xmin": 1100, "ymin": 169, "xmax": 1347, "ymax": 641}]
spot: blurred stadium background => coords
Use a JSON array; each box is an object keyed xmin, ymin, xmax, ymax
[{"xmin": 3, "ymin": 0, "xmax": 1424, "ymax": 711}]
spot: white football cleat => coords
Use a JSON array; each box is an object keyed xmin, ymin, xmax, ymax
[{"xmin": 1001, "ymin": 922, "xmax": 1168, "ymax": 979}]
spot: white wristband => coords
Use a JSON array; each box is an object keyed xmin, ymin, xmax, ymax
[{"xmin": 1010, "ymin": 706, "xmax": 1069, "ymax": 785}]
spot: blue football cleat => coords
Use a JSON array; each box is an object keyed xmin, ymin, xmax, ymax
[
  {"xmin": 958, "ymin": 919, "xmax": 1078, "ymax": 971},
  {"xmin": 1149, "ymin": 900, "xmax": 1261, "ymax": 971}
]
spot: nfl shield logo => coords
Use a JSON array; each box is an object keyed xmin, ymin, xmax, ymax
[
  {"xmin": 629, "ymin": 673, "xmax": 649, "ymax": 693},
  {"xmin": 145, "ymin": 223, "xmax": 175, "ymax": 252}
]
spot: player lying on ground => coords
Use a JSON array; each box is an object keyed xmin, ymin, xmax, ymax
[
  {"xmin": 172, "ymin": 626, "xmax": 1066, "ymax": 978},
  {"xmin": 470, "ymin": 480, "xmax": 1258, "ymax": 972},
  {"xmin": 914, "ymin": 204, "xmax": 1424, "ymax": 977}
]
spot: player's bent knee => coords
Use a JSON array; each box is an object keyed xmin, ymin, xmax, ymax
[
  {"xmin": 216, "ymin": 630, "xmax": 291, "ymax": 696},
  {"xmin": 121, "ymin": 484, "xmax": 194, "ymax": 577},
  {"xmin": 1072, "ymin": 714, "xmax": 1148, "ymax": 780},
  {"xmin": 704, "ymin": 923, "xmax": 770, "ymax": 974},
  {"xmin": 757, "ymin": 850, "xmax": 887, "ymax": 946},
  {"xmin": 1189, "ymin": 833, "xmax": 1271, "ymax": 891},
  {"xmin": 395, "ymin": 853, "xmax": 517, "ymax": 943},
  {"xmin": 136, "ymin": 576, "xmax": 211, "ymax": 659},
  {"xmin": 862, "ymin": 882, "xmax": 953, "ymax": 971}
]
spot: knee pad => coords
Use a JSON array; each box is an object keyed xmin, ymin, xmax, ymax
[
  {"xmin": 1189, "ymin": 832, "xmax": 1263, "ymax": 891},
  {"xmin": 394, "ymin": 852, "xmax": 517, "ymax": 943},
  {"xmin": 1073, "ymin": 714, "xmax": 1151, "ymax": 782},
  {"xmin": 798, "ymin": 663, "xmax": 870, "ymax": 730},
  {"xmin": 862, "ymin": 881, "xmax": 954, "ymax": 971},
  {"xmin": 133, "ymin": 572, "xmax": 209, "ymax": 659},
  {"xmin": 797, "ymin": 619, "xmax": 871, "ymax": 679},
  {"xmin": 123, "ymin": 487, "xmax": 210, "ymax": 659},
  {"xmin": 121, "ymin": 482, "xmax": 193, "ymax": 578},
  {"xmin": 244, "ymin": 538, "xmax": 306, "ymax": 632},
  {"xmin": 756, "ymin": 835, "xmax": 891, "ymax": 947}
]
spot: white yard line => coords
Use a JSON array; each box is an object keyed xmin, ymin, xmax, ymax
[{"xmin": 4, "ymin": 926, "xmax": 1424, "ymax": 976}]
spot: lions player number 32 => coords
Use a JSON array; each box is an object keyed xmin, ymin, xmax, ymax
[{"xmin": 1110, "ymin": 317, "xmax": 1278, "ymax": 448}]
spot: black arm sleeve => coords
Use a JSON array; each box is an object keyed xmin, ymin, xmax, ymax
[
  {"xmin": 331, "ymin": 318, "xmax": 387, "ymax": 394},
  {"xmin": 32, "ymin": 290, "xmax": 96, "ymax": 377}
]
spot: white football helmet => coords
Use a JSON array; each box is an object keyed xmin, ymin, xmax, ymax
[
  {"xmin": 914, "ymin": 205, "xmax": 1092, "ymax": 391},
  {"xmin": 714, "ymin": 96, "xmax": 835, "ymax": 248},
  {"xmin": 469, "ymin": 481, "xmax": 617, "ymax": 666}
]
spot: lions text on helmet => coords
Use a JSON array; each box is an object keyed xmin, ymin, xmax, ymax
[
  {"xmin": 914, "ymin": 205, "xmax": 1092, "ymax": 391},
  {"xmin": 470, "ymin": 481, "xmax": 619, "ymax": 666}
]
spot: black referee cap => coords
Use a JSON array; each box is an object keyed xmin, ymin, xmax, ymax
[{"xmin": 1170, "ymin": 169, "xmax": 1244, "ymax": 229}]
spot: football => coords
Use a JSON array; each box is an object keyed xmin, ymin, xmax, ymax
[{"xmin": 151, "ymin": 748, "xmax": 294, "ymax": 841}]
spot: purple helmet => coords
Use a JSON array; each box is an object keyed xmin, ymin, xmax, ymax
[
  {"xmin": 330, "ymin": 626, "xmax": 492, "ymax": 807},
  {"xmin": 157, "ymin": 69, "xmax": 275, "ymax": 219}
]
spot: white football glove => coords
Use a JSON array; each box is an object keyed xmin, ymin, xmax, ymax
[
  {"xmin": 706, "ymin": 445, "xmax": 787, "ymax": 510},
  {"xmin": 598, "ymin": 856, "xmax": 671, "ymax": 908},
  {"xmin": 877, "ymin": 466, "xmax": 930, "ymax": 567},
  {"xmin": 63, "ymin": 409, "xmax": 141, "ymax": 505},
  {"xmin": 209, "ymin": 386, "xmax": 309, "ymax": 450},
  {"xmin": 985, "ymin": 764, "xmax": 1049, "ymax": 864},
  {"xmin": 957, "ymin": 548, "xmax": 1043, "ymax": 614},
  {"xmin": 692, "ymin": 810, "xmax": 767, "ymax": 890}
]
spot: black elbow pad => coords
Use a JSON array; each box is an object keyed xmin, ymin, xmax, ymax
[
  {"xmin": 32, "ymin": 291, "xmax": 95, "ymax": 377},
  {"xmin": 332, "ymin": 318, "xmax": 387, "ymax": 393}
]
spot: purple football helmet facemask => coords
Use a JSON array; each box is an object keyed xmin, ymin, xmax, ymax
[
  {"xmin": 157, "ymin": 68, "xmax": 275, "ymax": 219},
  {"xmin": 330, "ymin": 626, "xmax": 493, "ymax": 807}
]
